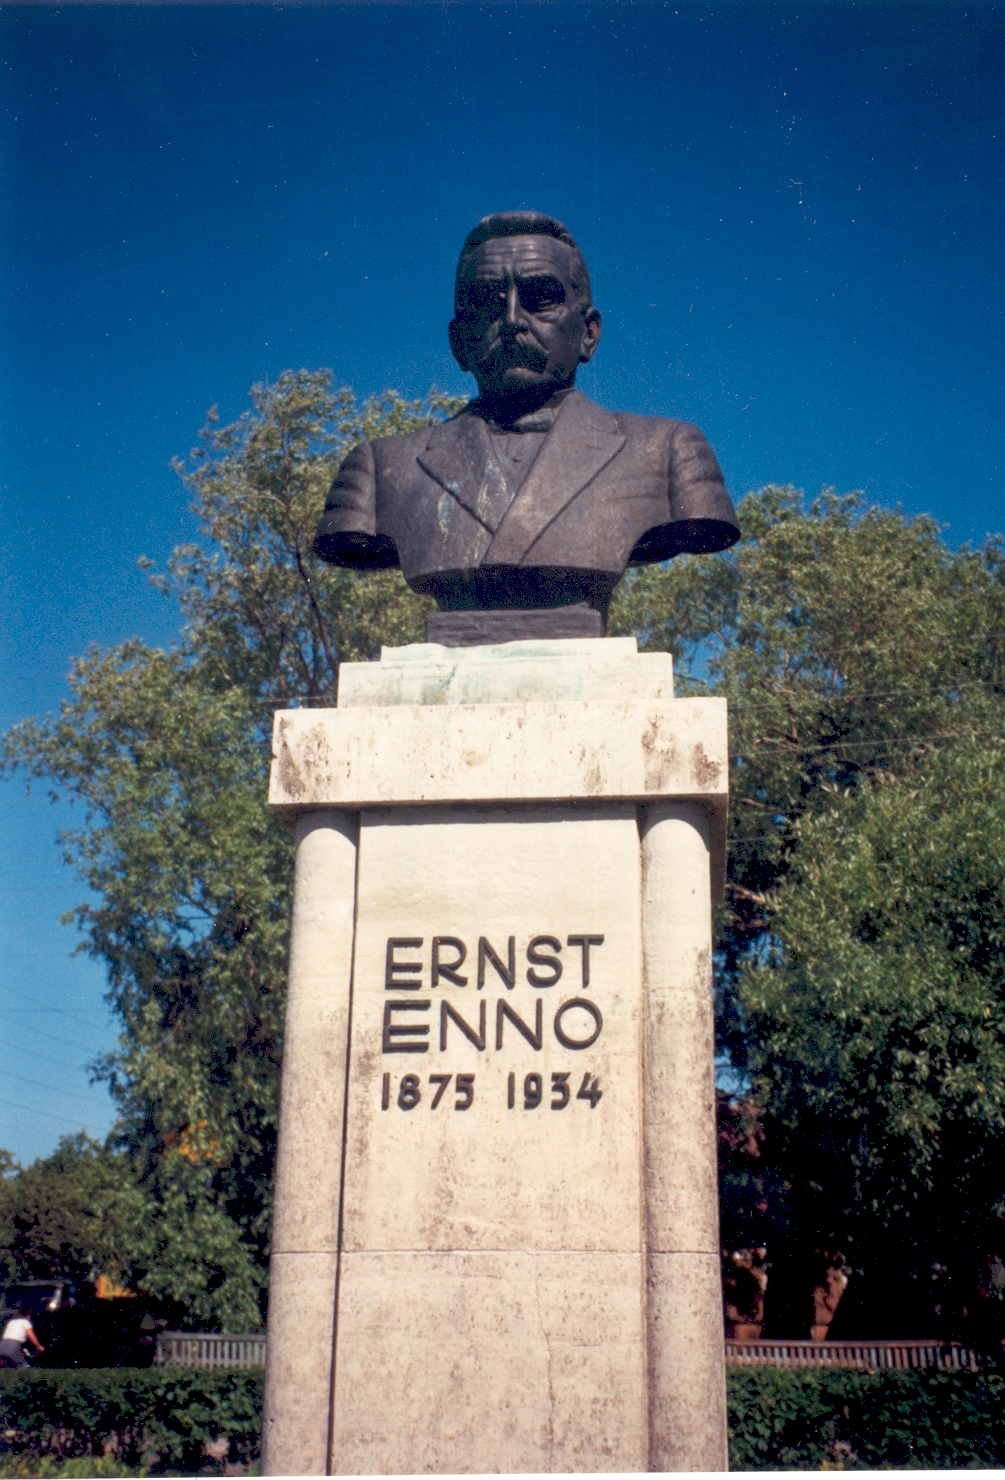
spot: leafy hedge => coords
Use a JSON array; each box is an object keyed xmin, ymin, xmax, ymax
[
  {"xmin": 0, "ymin": 1459, "xmax": 146, "ymax": 1478},
  {"xmin": 0, "ymin": 1368, "xmax": 262, "ymax": 1473},
  {"xmin": 5, "ymin": 1363, "xmax": 1005, "ymax": 1470},
  {"xmin": 728, "ymin": 1366, "xmax": 1005, "ymax": 1469}
]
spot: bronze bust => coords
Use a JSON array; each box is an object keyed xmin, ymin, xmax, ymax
[{"xmin": 314, "ymin": 211, "xmax": 740, "ymax": 645}]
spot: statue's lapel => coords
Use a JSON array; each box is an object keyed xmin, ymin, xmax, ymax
[
  {"xmin": 417, "ymin": 414, "xmax": 498, "ymax": 534},
  {"xmin": 484, "ymin": 392, "xmax": 626, "ymax": 566}
]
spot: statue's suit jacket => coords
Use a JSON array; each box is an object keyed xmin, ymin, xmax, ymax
[{"xmin": 314, "ymin": 390, "xmax": 739, "ymax": 601}]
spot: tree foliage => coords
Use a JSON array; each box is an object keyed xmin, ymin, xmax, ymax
[
  {"xmin": 1, "ymin": 373, "xmax": 464, "ymax": 1329},
  {"xmin": 611, "ymin": 486, "xmax": 1005, "ymax": 1043},
  {"xmin": 0, "ymin": 1137, "xmax": 139, "ymax": 1291},
  {"xmin": 158, "ymin": 372, "xmax": 459, "ymax": 709},
  {"xmin": 743, "ymin": 741, "xmax": 1005, "ymax": 1297},
  {"xmin": 613, "ymin": 485, "xmax": 1005, "ymax": 1313}
]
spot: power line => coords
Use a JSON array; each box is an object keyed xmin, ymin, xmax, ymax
[
  {"xmin": 740, "ymin": 729, "xmax": 1005, "ymax": 755},
  {"xmin": 3, "ymin": 1010, "xmax": 105, "ymax": 1021},
  {"xmin": 724, "ymin": 680, "xmax": 1002, "ymax": 713},
  {"xmin": 11, "ymin": 1038, "xmax": 96, "ymax": 1078},
  {"xmin": 0, "ymin": 1095, "xmax": 86, "ymax": 1128},
  {"xmin": 0, "ymin": 1011, "xmax": 107, "ymax": 1056},
  {"xmin": 1, "ymin": 985, "xmax": 111, "ymax": 1029},
  {"xmin": 3, "ymin": 1070, "xmax": 104, "ymax": 1106}
]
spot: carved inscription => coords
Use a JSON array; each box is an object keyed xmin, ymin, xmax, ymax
[
  {"xmin": 383, "ymin": 934, "xmax": 603, "ymax": 991},
  {"xmin": 504, "ymin": 1069, "xmax": 603, "ymax": 1109},
  {"xmin": 380, "ymin": 1070, "xmax": 602, "ymax": 1110},
  {"xmin": 379, "ymin": 933, "xmax": 606, "ymax": 1107},
  {"xmin": 382, "ymin": 1071, "xmax": 475, "ymax": 1111}
]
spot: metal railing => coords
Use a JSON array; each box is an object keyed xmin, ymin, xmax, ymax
[
  {"xmin": 726, "ymin": 1338, "xmax": 980, "ymax": 1371},
  {"xmin": 156, "ymin": 1331, "xmax": 984, "ymax": 1373},
  {"xmin": 155, "ymin": 1332, "xmax": 266, "ymax": 1369}
]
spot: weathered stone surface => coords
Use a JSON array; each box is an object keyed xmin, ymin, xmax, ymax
[
  {"xmin": 332, "ymin": 1251, "xmax": 647, "ymax": 1475},
  {"xmin": 260, "ymin": 814, "xmax": 357, "ymax": 1479},
  {"xmin": 261, "ymin": 1250, "xmax": 338, "ymax": 1475},
  {"xmin": 640, "ymin": 803, "xmax": 727, "ymax": 1471},
  {"xmin": 269, "ymin": 813, "xmax": 357, "ymax": 1256},
  {"xmin": 340, "ymin": 802, "xmax": 642, "ymax": 1256},
  {"xmin": 328, "ymin": 798, "xmax": 649, "ymax": 1471},
  {"xmin": 271, "ymin": 658, "xmax": 727, "ymax": 900},
  {"xmin": 646, "ymin": 1253, "xmax": 729, "ymax": 1472},
  {"xmin": 337, "ymin": 635, "xmax": 673, "ymax": 708},
  {"xmin": 270, "ymin": 697, "xmax": 724, "ymax": 809},
  {"xmin": 640, "ymin": 803, "xmax": 720, "ymax": 1258}
]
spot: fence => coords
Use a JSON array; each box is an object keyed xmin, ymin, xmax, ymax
[
  {"xmin": 726, "ymin": 1339, "xmax": 981, "ymax": 1371},
  {"xmin": 154, "ymin": 1332, "xmax": 266, "ymax": 1369},
  {"xmin": 156, "ymin": 1331, "xmax": 986, "ymax": 1373}
]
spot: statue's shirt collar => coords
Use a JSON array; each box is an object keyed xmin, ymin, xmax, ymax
[{"xmin": 467, "ymin": 387, "xmax": 574, "ymax": 435}]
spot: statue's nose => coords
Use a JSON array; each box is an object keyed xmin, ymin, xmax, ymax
[{"xmin": 503, "ymin": 281, "xmax": 528, "ymax": 329}]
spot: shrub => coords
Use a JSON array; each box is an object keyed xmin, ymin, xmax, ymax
[
  {"xmin": 0, "ymin": 1368, "xmax": 262, "ymax": 1474},
  {"xmin": 6, "ymin": 1362, "xmax": 1005, "ymax": 1471},
  {"xmin": 728, "ymin": 1366, "xmax": 1005, "ymax": 1469},
  {"xmin": 0, "ymin": 1458, "xmax": 140, "ymax": 1477}
]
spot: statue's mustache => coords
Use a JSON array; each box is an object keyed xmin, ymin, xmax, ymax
[{"xmin": 477, "ymin": 333, "xmax": 548, "ymax": 374}]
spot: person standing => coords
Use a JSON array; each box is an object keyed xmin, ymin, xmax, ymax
[{"xmin": 0, "ymin": 1306, "xmax": 44, "ymax": 1367}]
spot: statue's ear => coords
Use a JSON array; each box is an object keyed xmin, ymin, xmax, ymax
[
  {"xmin": 579, "ymin": 307, "xmax": 602, "ymax": 365},
  {"xmin": 448, "ymin": 317, "xmax": 471, "ymax": 372}
]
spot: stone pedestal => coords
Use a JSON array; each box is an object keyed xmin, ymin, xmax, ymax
[{"xmin": 261, "ymin": 637, "xmax": 728, "ymax": 1475}]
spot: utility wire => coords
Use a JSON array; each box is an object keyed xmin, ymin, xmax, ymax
[
  {"xmin": 3, "ymin": 1069, "xmax": 103, "ymax": 1106},
  {"xmin": 724, "ymin": 681, "xmax": 1002, "ymax": 712},
  {"xmin": 0, "ymin": 1095, "xmax": 86, "ymax": 1128},
  {"xmin": 740, "ymin": 729, "xmax": 1005, "ymax": 755},
  {"xmin": 11, "ymin": 1038, "xmax": 97, "ymax": 1077},
  {"xmin": 1, "ymin": 984, "xmax": 111, "ymax": 1029},
  {"xmin": 0, "ymin": 1011, "xmax": 107, "ymax": 1056}
]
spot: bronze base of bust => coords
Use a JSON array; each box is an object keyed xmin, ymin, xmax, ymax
[{"xmin": 425, "ymin": 602, "xmax": 604, "ymax": 646}]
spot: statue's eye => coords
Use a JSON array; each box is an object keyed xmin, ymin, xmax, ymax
[
  {"xmin": 460, "ymin": 282, "xmax": 506, "ymax": 316},
  {"xmin": 519, "ymin": 278, "xmax": 566, "ymax": 312}
]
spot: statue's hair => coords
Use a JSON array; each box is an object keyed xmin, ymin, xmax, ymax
[{"xmin": 455, "ymin": 211, "xmax": 592, "ymax": 308}]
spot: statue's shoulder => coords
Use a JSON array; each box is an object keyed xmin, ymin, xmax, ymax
[
  {"xmin": 604, "ymin": 404, "xmax": 718, "ymax": 455},
  {"xmin": 368, "ymin": 409, "xmax": 470, "ymax": 461},
  {"xmin": 563, "ymin": 392, "xmax": 677, "ymax": 436},
  {"xmin": 601, "ymin": 404, "xmax": 682, "ymax": 435}
]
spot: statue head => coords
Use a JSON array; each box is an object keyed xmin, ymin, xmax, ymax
[{"xmin": 448, "ymin": 212, "xmax": 602, "ymax": 414}]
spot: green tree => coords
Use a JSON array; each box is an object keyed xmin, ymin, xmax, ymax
[
  {"xmin": 612, "ymin": 486, "xmax": 1005, "ymax": 1322},
  {"xmin": 157, "ymin": 371, "xmax": 460, "ymax": 708},
  {"xmin": 2, "ymin": 372, "xmax": 465, "ymax": 1329},
  {"xmin": 0, "ymin": 1135, "xmax": 141, "ymax": 1289},
  {"xmin": 742, "ymin": 740, "xmax": 1005, "ymax": 1329},
  {"xmin": 610, "ymin": 487, "xmax": 1005, "ymax": 1060}
]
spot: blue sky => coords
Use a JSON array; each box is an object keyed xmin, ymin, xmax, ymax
[{"xmin": 2, "ymin": 0, "xmax": 1002, "ymax": 1164}]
